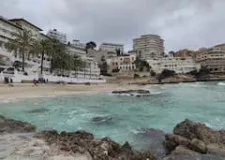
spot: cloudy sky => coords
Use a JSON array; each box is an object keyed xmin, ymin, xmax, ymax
[{"xmin": 1, "ymin": 0, "xmax": 225, "ymax": 52}]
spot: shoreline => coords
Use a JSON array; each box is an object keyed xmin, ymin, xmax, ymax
[
  {"xmin": 0, "ymin": 80, "xmax": 224, "ymax": 102},
  {"xmin": 0, "ymin": 83, "xmax": 140, "ymax": 101},
  {"xmin": 1, "ymin": 116, "xmax": 225, "ymax": 159}
]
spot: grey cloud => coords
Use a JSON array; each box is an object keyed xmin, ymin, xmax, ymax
[{"xmin": 1, "ymin": 0, "xmax": 225, "ymax": 52}]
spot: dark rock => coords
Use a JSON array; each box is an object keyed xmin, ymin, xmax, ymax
[
  {"xmin": 163, "ymin": 154, "xmax": 200, "ymax": 160},
  {"xmin": 122, "ymin": 141, "xmax": 132, "ymax": 150},
  {"xmin": 137, "ymin": 128, "xmax": 165, "ymax": 139},
  {"xmin": 36, "ymin": 130, "xmax": 157, "ymax": 160},
  {"xmin": 112, "ymin": 89, "xmax": 151, "ymax": 97},
  {"xmin": 173, "ymin": 119, "xmax": 225, "ymax": 145},
  {"xmin": 163, "ymin": 146, "xmax": 201, "ymax": 160},
  {"xmin": 135, "ymin": 128, "xmax": 166, "ymax": 158},
  {"xmin": 0, "ymin": 116, "xmax": 36, "ymax": 133},
  {"xmin": 207, "ymin": 144, "xmax": 225, "ymax": 157},
  {"xmin": 92, "ymin": 116, "xmax": 113, "ymax": 123},
  {"xmin": 189, "ymin": 138, "xmax": 207, "ymax": 154},
  {"xmin": 27, "ymin": 108, "xmax": 49, "ymax": 113},
  {"xmin": 165, "ymin": 119, "xmax": 225, "ymax": 158},
  {"xmin": 164, "ymin": 134, "xmax": 191, "ymax": 153},
  {"xmin": 172, "ymin": 145, "xmax": 200, "ymax": 156},
  {"xmin": 112, "ymin": 89, "xmax": 150, "ymax": 94},
  {"xmin": 201, "ymin": 154, "xmax": 225, "ymax": 160}
]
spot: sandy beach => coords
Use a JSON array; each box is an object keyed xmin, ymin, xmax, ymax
[{"xmin": 0, "ymin": 83, "xmax": 134, "ymax": 101}]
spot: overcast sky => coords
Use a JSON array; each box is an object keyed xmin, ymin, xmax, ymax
[{"xmin": 1, "ymin": 0, "xmax": 225, "ymax": 52}]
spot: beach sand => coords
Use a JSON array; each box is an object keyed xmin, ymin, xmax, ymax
[{"xmin": 0, "ymin": 83, "xmax": 135, "ymax": 101}]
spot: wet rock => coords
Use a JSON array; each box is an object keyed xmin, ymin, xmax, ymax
[
  {"xmin": 0, "ymin": 116, "xmax": 36, "ymax": 133},
  {"xmin": 27, "ymin": 108, "xmax": 49, "ymax": 113},
  {"xmin": 173, "ymin": 119, "xmax": 225, "ymax": 145},
  {"xmin": 112, "ymin": 89, "xmax": 151, "ymax": 97},
  {"xmin": 163, "ymin": 154, "xmax": 200, "ymax": 160},
  {"xmin": 164, "ymin": 134, "xmax": 191, "ymax": 153},
  {"xmin": 136, "ymin": 128, "xmax": 166, "ymax": 158},
  {"xmin": 92, "ymin": 116, "xmax": 113, "ymax": 123},
  {"xmin": 112, "ymin": 89, "xmax": 150, "ymax": 94},
  {"xmin": 172, "ymin": 145, "xmax": 200, "ymax": 156},
  {"xmin": 37, "ymin": 130, "xmax": 157, "ymax": 160},
  {"xmin": 201, "ymin": 154, "xmax": 225, "ymax": 160},
  {"xmin": 165, "ymin": 119, "xmax": 225, "ymax": 158},
  {"xmin": 207, "ymin": 144, "xmax": 225, "ymax": 157},
  {"xmin": 189, "ymin": 138, "xmax": 207, "ymax": 154},
  {"xmin": 137, "ymin": 128, "xmax": 165, "ymax": 139},
  {"xmin": 163, "ymin": 146, "xmax": 201, "ymax": 160}
]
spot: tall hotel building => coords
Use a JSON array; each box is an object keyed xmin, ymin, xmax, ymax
[{"xmin": 133, "ymin": 34, "xmax": 164, "ymax": 59}]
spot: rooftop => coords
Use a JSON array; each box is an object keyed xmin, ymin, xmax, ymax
[
  {"xmin": 101, "ymin": 43, "xmax": 124, "ymax": 46},
  {"xmin": 9, "ymin": 18, "xmax": 43, "ymax": 31},
  {"xmin": 0, "ymin": 16, "xmax": 23, "ymax": 30}
]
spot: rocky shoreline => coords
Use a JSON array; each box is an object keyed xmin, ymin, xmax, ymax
[{"xmin": 1, "ymin": 116, "xmax": 225, "ymax": 160}]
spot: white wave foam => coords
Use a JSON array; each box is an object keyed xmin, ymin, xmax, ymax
[
  {"xmin": 218, "ymin": 82, "xmax": 225, "ymax": 86},
  {"xmin": 0, "ymin": 98, "xmax": 18, "ymax": 104},
  {"xmin": 151, "ymin": 92, "xmax": 162, "ymax": 95}
]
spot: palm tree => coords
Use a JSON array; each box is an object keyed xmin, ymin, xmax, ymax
[
  {"xmin": 49, "ymin": 39, "xmax": 69, "ymax": 75},
  {"xmin": 5, "ymin": 29, "xmax": 34, "ymax": 72},
  {"xmin": 32, "ymin": 38, "xmax": 53, "ymax": 75}
]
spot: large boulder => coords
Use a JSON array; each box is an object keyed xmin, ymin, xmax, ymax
[
  {"xmin": 0, "ymin": 115, "xmax": 36, "ymax": 133},
  {"xmin": 164, "ymin": 119, "xmax": 225, "ymax": 158},
  {"xmin": 164, "ymin": 134, "xmax": 190, "ymax": 153},
  {"xmin": 173, "ymin": 119, "xmax": 225, "ymax": 145},
  {"xmin": 207, "ymin": 144, "xmax": 225, "ymax": 157},
  {"xmin": 91, "ymin": 116, "xmax": 113, "ymax": 123},
  {"xmin": 36, "ymin": 130, "xmax": 157, "ymax": 160},
  {"xmin": 112, "ymin": 89, "xmax": 151, "ymax": 97},
  {"xmin": 189, "ymin": 139, "xmax": 207, "ymax": 154},
  {"xmin": 163, "ymin": 145, "xmax": 201, "ymax": 160}
]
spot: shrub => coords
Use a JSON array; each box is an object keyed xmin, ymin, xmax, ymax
[
  {"xmin": 134, "ymin": 73, "xmax": 140, "ymax": 79},
  {"xmin": 112, "ymin": 68, "xmax": 120, "ymax": 73}
]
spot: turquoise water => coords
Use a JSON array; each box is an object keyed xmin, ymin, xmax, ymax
[{"xmin": 1, "ymin": 81, "xmax": 225, "ymax": 149}]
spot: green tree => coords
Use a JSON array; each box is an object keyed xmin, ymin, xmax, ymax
[
  {"xmin": 49, "ymin": 39, "xmax": 67, "ymax": 74},
  {"xmin": 134, "ymin": 56, "xmax": 151, "ymax": 72},
  {"xmin": 85, "ymin": 41, "xmax": 97, "ymax": 54},
  {"xmin": 5, "ymin": 29, "xmax": 34, "ymax": 72},
  {"xmin": 31, "ymin": 38, "xmax": 54, "ymax": 75}
]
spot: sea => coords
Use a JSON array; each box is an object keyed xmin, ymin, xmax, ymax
[{"xmin": 1, "ymin": 81, "xmax": 225, "ymax": 150}]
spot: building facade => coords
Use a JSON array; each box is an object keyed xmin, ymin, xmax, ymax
[
  {"xmin": 71, "ymin": 39, "xmax": 86, "ymax": 50},
  {"xmin": 195, "ymin": 45, "xmax": 225, "ymax": 73},
  {"xmin": 0, "ymin": 15, "xmax": 101, "ymax": 81},
  {"xmin": 47, "ymin": 29, "xmax": 67, "ymax": 44},
  {"xmin": 99, "ymin": 43, "xmax": 124, "ymax": 53},
  {"xmin": 107, "ymin": 54, "xmax": 136, "ymax": 72},
  {"xmin": 9, "ymin": 18, "xmax": 43, "ymax": 40},
  {"xmin": 133, "ymin": 34, "xmax": 164, "ymax": 59},
  {"xmin": 147, "ymin": 56, "xmax": 200, "ymax": 74}
]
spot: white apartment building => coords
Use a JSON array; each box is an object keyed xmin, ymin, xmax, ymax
[
  {"xmin": 107, "ymin": 54, "xmax": 136, "ymax": 72},
  {"xmin": 71, "ymin": 39, "xmax": 86, "ymax": 50},
  {"xmin": 147, "ymin": 56, "xmax": 200, "ymax": 74},
  {"xmin": 0, "ymin": 16, "xmax": 102, "ymax": 82},
  {"xmin": 99, "ymin": 43, "xmax": 124, "ymax": 53},
  {"xmin": 0, "ymin": 17, "xmax": 51, "ymax": 75},
  {"xmin": 195, "ymin": 45, "xmax": 225, "ymax": 73},
  {"xmin": 47, "ymin": 29, "xmax": 67, "ymax": 44},
  {"xmin": 9, "ymin": 18, "xmax": 43, "ymax": 39},
  {"xmin": 133, "ymin": 34, "xmax": 164, "ymax": 59}
]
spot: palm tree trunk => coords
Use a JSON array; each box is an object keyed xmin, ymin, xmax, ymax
[
  {"xmin": 90, "ymin": 63, "xmax": 91, "ymax": 79},
  {"xmin": 22, "ymin": 52, "xmax": 25, "ymax": 72},
  {"xmin": 41, "ymin": 51, "xmax": 44, "ymax": 75}
]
